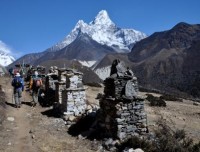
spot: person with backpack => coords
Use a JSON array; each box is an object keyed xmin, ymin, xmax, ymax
[
  {"xmin": 30, "ymin": 71, "xmax": 42, "ymax": 107},
  {"xmin": 11, "ymin": 72, "xmax": 24, "ymax": 108}
]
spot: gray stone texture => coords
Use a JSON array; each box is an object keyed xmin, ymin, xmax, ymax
[
  {"xmin": 99, "ymin": 59, "xmax": 148, "ymax": 141},
  {"xmin": 49, "ymin": 68, "xmax": 87, "ymax": 127}
]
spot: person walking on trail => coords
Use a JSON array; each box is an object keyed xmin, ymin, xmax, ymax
[
  {"xmin": 30, "ymin": 71, "xmax": 42, "ymax": 107},
  {"xmin": 11, "ymin": 72, "xmax": 24, "ymax": 108}
]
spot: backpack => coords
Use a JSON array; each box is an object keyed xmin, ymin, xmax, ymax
[
  {"xmin": 13, "ymin": 77, "xmax": 22, "ymax": 88},
  {"xmin": 33, "ymin": 78, "xmax": 42, "ymax": 88}
]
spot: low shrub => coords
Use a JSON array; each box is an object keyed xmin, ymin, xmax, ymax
[
  {"xmin": 119, "ymin": 119, "xmax": 200, "ymax": 152},
  {"xmin": 192, "ymin": 141, "xmax": 200, "ymax": 152},
  {"xmin": 146, "ymin": 94, "xmax": 166, "ymax": 107},
  {"xmin": 118, "ymin": 136, "xmax": 154, "ymax": 152}
]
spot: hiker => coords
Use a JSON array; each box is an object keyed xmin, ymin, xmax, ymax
[
  {"xmin": 30, "ymin": 71, "xmax": 43, "ymax": 107},
  {"xmin": 11, "ymin": 72, "xmax": 24, "ymax": 108},
  {"xmin": 8, "ymin": 67, "xmax": 14, "ymax": 77}
]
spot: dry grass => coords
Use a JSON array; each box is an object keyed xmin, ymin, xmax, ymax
[
  {"xmin": 85, "ymin": 85, "xmax": 103, "ymax": 105},
  {"xmin": 86, "ymin": 86, "xmax": 200, "ymax": 143},
  {"xmin": 36, "ymin": 130, "xmax": 95, "ymax": 152}
]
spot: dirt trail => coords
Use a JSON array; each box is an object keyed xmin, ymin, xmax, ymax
[
  {"xmin": 0, "ymin": 77, "xmax": 36, "ymax": 152},
  {"xmin": 9, "ymin": 95, "xmax": 35, "ymax": 152},
  {"xmin": 0, "ymin": 77, "xmax": 97, "ymax": 152}
]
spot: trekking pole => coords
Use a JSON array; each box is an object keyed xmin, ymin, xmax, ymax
[{"xmin": 12, "ymin": 92, "xmax": 14, "ymax": 104}]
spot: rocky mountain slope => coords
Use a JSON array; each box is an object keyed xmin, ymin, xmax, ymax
[
  {"xmin": 33, "ymin": 33, "xmax": 117, "ymax": 65},
  {"xmin": 128, "ymin": 22, "xmax": 200, "ymax": 97},
  {"xmin": 93, "ymin": 22, "xmax": 200, "ymax": 98},
  {"xmin": 93, "ymin": 53, "xmax": 132, "ymax": 80}
]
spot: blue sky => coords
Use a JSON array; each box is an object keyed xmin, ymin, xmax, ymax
[{"xmin": 0, "ymin": 0, "xmax": 199, "ymax": 58}]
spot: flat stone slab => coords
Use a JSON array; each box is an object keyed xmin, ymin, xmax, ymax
[{"xmin": 7, "ymin": 117, "xmax": 15, "ymax": 122}]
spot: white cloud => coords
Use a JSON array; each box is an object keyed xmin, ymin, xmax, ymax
[{"xmin": 0, "ymin": 40, "xmax": 12, "ymax": 54}]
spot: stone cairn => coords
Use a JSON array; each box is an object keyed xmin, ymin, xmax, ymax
[
  {"xmin": 99, "ymin": 59, "xmax": 148, "ymax": 142},
  {"xmin": 45, "ymin": 66, "xmax": 59, "ymax": 105},
  {"xmin": 45, "ymin": 67, "xmax": 95, "ymax": 126},
  {"xmin": 46, "ymin": 66, "xmax": 59, "ymax": 91},
  {"xmin": 54, "ymin": 68, "xmax": 87, "ymax": 126}
]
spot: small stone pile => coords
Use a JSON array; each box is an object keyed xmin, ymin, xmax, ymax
[{"xmin": 99, "ymin": 59, "xmax": 148, "ymax": 141}]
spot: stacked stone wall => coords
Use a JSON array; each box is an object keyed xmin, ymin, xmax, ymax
[
  {"xmin": 58, "ymin": 70, "xmax": 87, "ymax": 126},
  {"xmin": 63, "ymin": 89, "xmax": 86, "ymax": 116},
  {"xmin": 99, "ymin": 59, "xmax": 148, "ymax": 141}
]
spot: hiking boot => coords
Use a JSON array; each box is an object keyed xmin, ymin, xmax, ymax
[
  {"xmin": 15, "ymin": 104, "xmax": 20, "ymax": 108},
  {"xmin": 31, "ymin": 102, "xmax": 37, "ymax": 107},
  {"xmin": 33, "ymin": 103, "xmax": 37, "ymax": 107}
]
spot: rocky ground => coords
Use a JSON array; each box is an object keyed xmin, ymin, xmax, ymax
[
  {"xmin": 0, "ymin": 77, "xmax": 101, "ymax": 152},
  {"xmin": 0, "ymin": 76, "xmax": 200, "ymax": 152},
  {"xmin": 139, "ymin": 92, "xmax": 200, "ymax": 143}
]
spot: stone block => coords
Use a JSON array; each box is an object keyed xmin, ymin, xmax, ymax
[
  {"xmin": 116, "ymin": 118, "xmax": 125, "ymax": 124},
  {"xmin": 117, "ymin": 132, "xmax": 126, "ymax": 140},
  {"xmin": 121, "ymin": 112, "xmax": 130, "ymax": 117},
  {"xmin": 69, "ymin": 115, "xmax": 76, "ymax": 121},
  {"xmin": 64, "ymin": 111, "xmax": 74, "ymax": 115},
  {"xmin": 127, "ymin": 126, "xmax": 137, "ymax": 133}
]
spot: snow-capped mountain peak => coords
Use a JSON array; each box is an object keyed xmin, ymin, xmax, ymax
[
  {"xmin": 47, "ymin": 10, "xmax": 147, "ymax": 53},
  {"xmin": 0, "ymin": 50, "xmax": 15, "ymax": 66},
  {"xmin": 90, "ymin": 10, "xmax": 114, "ymax": 27},
  {"xmin": 74, "ymin": 20, "xmax": 88, "ymax": 29},
  {"xmin": 0, "ymin": 41, "xmax": 15, "ymax": 66}
]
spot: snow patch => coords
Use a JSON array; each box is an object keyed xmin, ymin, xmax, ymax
[
  {"xmin": 78, "ymin": 60, "xmax": 97, "ymax": 67},
  {"xmin": 94, "ymin": 66, "xmax": 111, "ymax": 80}
]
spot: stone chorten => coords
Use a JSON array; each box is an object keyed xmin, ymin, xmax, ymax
[
  {"xmin": 59, "ymin": 69, "xmax": 87, "ymax": 126},
  {"xmin": 99, "ymin": 59, "xmax": 147, "ymax": 141}
]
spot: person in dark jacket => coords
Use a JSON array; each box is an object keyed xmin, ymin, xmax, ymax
[{"xmin": 11, "ymin": 72, "xmax": 24, "ymax": 108}]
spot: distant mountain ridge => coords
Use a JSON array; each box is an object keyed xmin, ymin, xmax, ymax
[
  {"xmin": 10, "ymin": 10, "xmax": 146, "ymax": 69},
  {"xmin": 93, "ymin": 22, "xmax": 200, "ymax": 98},
  {"xmin": 46, "ymin": 10, "xmax": 146, "ymax": 53},
  {"xmin": 8, "ymin": 20, "xmax": 200, "ymax": 98},
  {"xmin": 129, "ymin": 22, "xmax": 200, "ymax": 62},
  {"xmin": 9, "ymin": 9, "xmax": 145, "ymax": 85},
  {"xmin": 51, "ymin": 33, "xmax": 116, "ymax": 61},
  {"xmin": 128, "ymin": 22, "xmax": 200, "ymax": 97}
]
